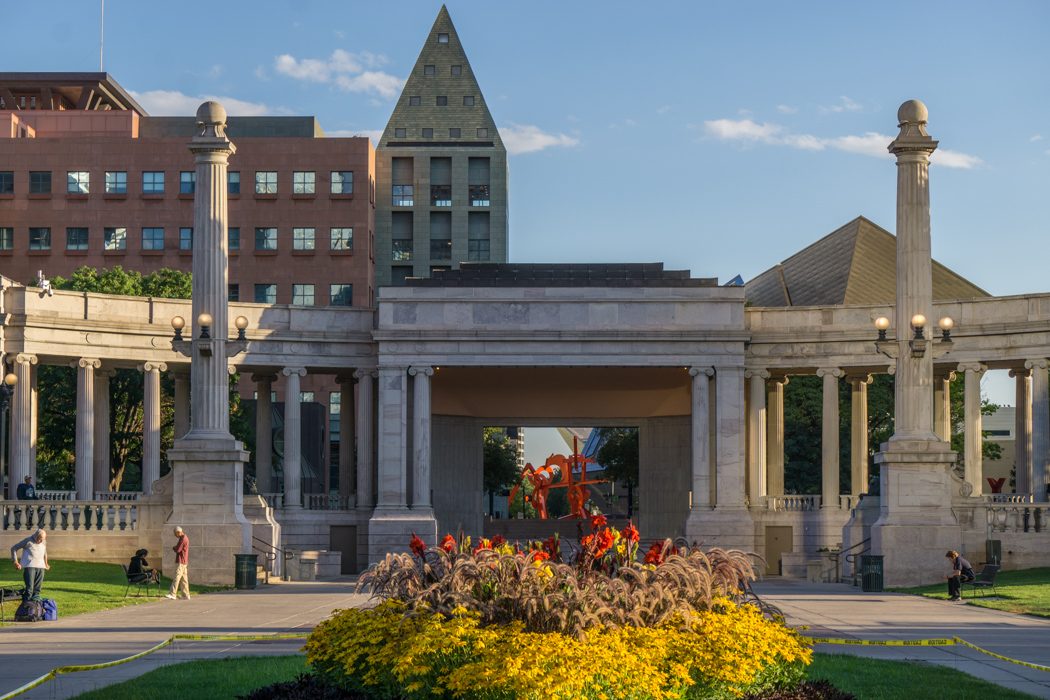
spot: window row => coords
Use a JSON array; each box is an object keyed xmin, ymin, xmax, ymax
[
  {"xmin": 389, "ymin": 211, "xmax": 490, "ymax": 263},
  {"xmin": 407, "ymin": 95, "xmax": 476, "ymax": 107},
  {"xmin": 389, "ymin": 156, "xmax": 491, "ymax": 207},
  {"xmin": 0, "ymin": 170, "xmax": 353, "ymax": 196},
  {"xmin": 0, "ymin": 226, "xmax": 354, "ymax": 252},
  {"xmin": 422, "ymin": 62, "xmax": 463, "ymax": 76},
  {"xmin": 392, "ymin": 127, "xmax": 489, "ymax": 140},
  {"xmin": 228, "ymin": 283, "xmax": 353, "ymax": 307}
]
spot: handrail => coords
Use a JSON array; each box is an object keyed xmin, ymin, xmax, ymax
[
  {"xmin": 841, "ymin": 537, "xmax": 871, "ymax": 564},
  {"xmin": 252, "ymin": 535, "xmax": 294, "ymax": 581}
]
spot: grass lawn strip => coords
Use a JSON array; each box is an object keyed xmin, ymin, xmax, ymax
[
  {"xmin": 65, "ymin": 653, "xmax": 1038, "ymax": 699},
  {"xmin": 891, "ymin": 567, "xmax": 1050, "ymax": 618},
  {"xmin": 1, "ymin": 560, "xmax": 225, "ymax": 625}
]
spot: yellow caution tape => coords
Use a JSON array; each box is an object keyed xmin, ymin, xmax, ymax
[
  {"xmin": 805, "ymin": 635, "xmax": 1050, "ymax": 673},
  {"xmin": 0, "ymin": 632, "xmax": 308, "ymax": 700}
]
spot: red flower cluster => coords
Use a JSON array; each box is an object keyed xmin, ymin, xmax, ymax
[
  {"xmin": 410, "ymin": 533, "xmax": 427, "ymax": 558},
  {"xmin": 543, "ymin": 535, "xmax": 561, "ymax": 560},
  {"xmin": 491, "ymin": 534, "xmax": 507, "ymax": 548},
  {"xmin": 643, "ymin": 541, "xmax": 678, "ymax": 566},
  {"xmin": 589, "ymin": 514, "xmax": 608, "ymax": 531},
  {"xmin": 440, "ymin": 534, "xmax": 456, "ymax": 553},
  {"xmin": 622, "ymin": 521, "xmax": 640, "ymax": 544},
  {"xmin": 531, "ymin": 550, "xmax": 551, "ymax": 562}
]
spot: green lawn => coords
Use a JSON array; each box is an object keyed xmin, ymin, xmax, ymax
[
  {"xmin": 809, "ymin": 653, "xmax": 1038, "ymax": 699},
  {"xmin": 73, "ymin": 655, "xmax": 307, "ymax": 700},
  {"xmin": 62, "ymin": 653, "xmax": 1036, "ymax": 699},
  {"xmin": 892, "ymin": 567, "xmax": 1050, "ymax": 618},
  {"xmin": 1, "ymin": 560, "xmax": 224, "ymax": 624}
]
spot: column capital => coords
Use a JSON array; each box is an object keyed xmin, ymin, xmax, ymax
[
  {"xmin": 1009, "ymin": 367, "xmax": 1032, "ymax": 379},
  {"xmin": 1024, "ymin": 358, "xmax": 1049, "ymax": 371},
  {"xmin": 408, "ymin": 366, "xmax": 434, "ymax": 377},
  {"xmin": 251, "ymin": 373, "xmax": 278, "ymax": 384},
  {"xmin": 933, "ymin": 367, "xmax": 956, "ymax": 382},
  {"xmin": 744, "ymin": 369, "xmax": 771, "ymax": 380},
  {"xmin": 139, "ymin": 361, "xmax": 168, "ymax": 373},
  {"xmin": 71, "ymin": 358, "xmax": 102, "ymax": 370},
  {"xmin": 957, "ymin": 362, "xmax": 986, "ymax": 374},
  {"xmin": 768, "ymin": 374, "xmax": 790, "ymax": 387},
  {"xmin": 281, "ymin": 366, "xmax": 307, "ymax": 378},
  {"xmin": 353, "ymin": 368, "xmax": 378, "ymax": 380},
  {"xmin": 816, "ymin": 367, "xmax": 844, "ymax": 379},
  {"xmin": 888, "ymin": 100, "xmax": 938, "ymax": 159},
  {"xmin": 689, "ymin": 366, "xmax": 715, "ymax": 378},
  {"xmin": 845, "ymin": 372, "xmax": 873, "ymax": 385},
  {"xmin": 14, "ymin": 354, "xmax": 38, "ymax": 366},
  {"xmin": 885, "ymin": 363, "xmax": 896, "ymax": 376}
]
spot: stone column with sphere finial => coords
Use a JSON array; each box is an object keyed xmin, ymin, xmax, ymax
[
  {"xmin": 162, "ymin": 101, "xmax": 255, "ymax": 586},
  {"xmin": 867, "ymin": 100, "xmax": 960, "ymax": 588}
]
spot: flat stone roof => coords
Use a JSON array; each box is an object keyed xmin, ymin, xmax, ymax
[{"xmin": 406, "ymin": 263, "xmax": 718, "ymax": 287}]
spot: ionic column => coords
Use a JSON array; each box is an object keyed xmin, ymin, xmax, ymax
[
  {"xmin": 766, "ymin": 375, "xmax": 788, "ymax": 497},
  {"xmin": 337, "ymin": 374, "xmax": 357, "ymax": 505},
  {"xmin": 354, "ymin": 369, "xmax": 376, "ymax": 510},
  {"xmin": 376, "ymin": 366, "xmax": 408, "ymax": 509},
  {"xmin": 73, "ymin": 358, "xmax": 101, "ymax": 500},
  {"xmin": 140, "ymin": 362, "xmax": 166, "ymax": 494},
  {"xmin": 848, "ymin": 373, "xmax": 872, "ymax": 497},
  {"xmin": 933, "ymin": 368, "xmax": 955, "ymax": 442},
  {"xmin": 252, "ymin": 374, "xmax": 276, "ymax": 493},
  {"xmin": 745, "ymin": 369, "xmax": 769, "ymax": 505},
  {"xmin": 8, "ymin": 354, "xmax": 37, "ymax": 500},
  {"xmin": 714, "ymin": 366, "xmax": 746, "ymax": 509},
  {"xmin": 1011, "ymin": 367, "xmax": 1033, "ymax": 495},
  {"xmin": 817, "ymin": 367, "xmax": 843, "ymax": 508},
  {"xmin": 92, "ymin": 369, "xmax": 114, "ymax": 494},
  {"xmin": 1027, "ymin": 359, "xmax": 1050, "ymax": 500},
  {"xmin": 958, "ymin": 363, "xmax": 987, "ymax": 496},
  {"xmin": 409, "ymin": 366, "xmax": 434, "ymax": 510},
  {"xmin": 689, "ymin": 367, "xmax": 714, "ymax": 509},
  {"xmin": 173, "ymin": 371, "xmax": 190, "ymax": 440},
  {"xmin": 281, "ymin": 367, "xmax": 307, "ymax": 508},
  {"xmin": 29, "ymin": 367, "xmax": 37, "ymax": 482}
]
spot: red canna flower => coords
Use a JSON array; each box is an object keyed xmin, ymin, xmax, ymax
[
  {"xmin": 531, "ymin": 550, "xmax": 551, "ymax": 562},
  {"xmin": 589, "ymin": 514, "xmax": 608, "ymax": 531},
  {"xmin": 409, "ymin": 533, "xmax": 427, "ymax": 558},
  {"xmin": 581, "ymin": 534, "xmax": 595, "ymax": 550},
  {"xmin": 643, "ymin": 542, "xmax": 664, "ymax": 565},
  {"xmin": 440, "ymin": 534, "xmax": 456, "ymax": 553},
  {"xmin": 622, "ymin": 521, "xmax": 640, "ymax": 544},
  {"xmin": 491, "ymin": 534, "xmax": 507, "ymax": 548},
  {"xmin": 595, "ymin": 529, "xmax": 616, "ymax": 557}
]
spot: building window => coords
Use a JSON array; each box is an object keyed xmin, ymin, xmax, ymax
[
  {"xmin": 0, "ymin": 172, "xmax": 13, "ymax": 194},
  {"xmin": 451, "ymin": 65, "xmax": 462, "ymax": 76},
  {"xmin": 292, "ymin": 227, "xmax": 315, "ymax": 250},
  {"xmin": 254, "ymin": 284, "xmax": 277, "ymax": 304},
  {"xmin": 422, "ymin": 128, "xmax": 433, "ymax": 139},
  {"xmin": 66, "ymin": 227, "xmax": 89, "ymax": 251},
  {"xmin": 477, "ymin": 128, "xmax": 488, "ymax": 138},
  {"xmin": 392, "ymin": 210, "xmax": 413, "ymax": 262},
  {"xmin": 227, "ymin": 171, "xmax": 240, "ymax": 194},
  {"xmin": 430, "ymin": 211, "xmax": 452, "ymax": 259},
  {"xmin": 67, "ymin": 171, "xmax": 90, "ymax": 194},
  {"xmin": 179, "ymin": 227, "xmax": 193, "ymax": 250},
  {"xmin": 392, "ymin": 157, "xmax": 414, "ymax": 206},
  {"xmin": 292, "ymin": 171, "xmax": 315, "ymax": 194},
  {"xmin": 105, "ymin": 171, "xmax": 127, "ymax": 194},
  {"xmin": 29, "ymin": 227, "xmax": 51, "ymax": 250},
  {"xmin": 102, "ymin": 227, "xmax": 127, "ymax": 250},
  {"xmin": 424, "ymin": 64, "xmax": 436, "ymax": 76},
  {"xmin": 436, "ymin": 95, "xmax": 448, "ymax": 106},
  {"xmin": 179, "ymin": 171, "xmax": 195, "ymax": 194},
  {"xmin": 142, "ymin": 227, "xmax": 164, "ymax": 250},
  {"xmin": 409, "ymin": 96, "xmax": 421, "ymax": 106},
  {"xmin": 449, "ymin": 128, "xmax": 461, "ymax": 138},
  {"xmin": 29, "ymin": 171, "xmax": 51, "ymax": 194},
  {"xmin": 330, "ymin": 171, "xmax": 353, "ymax": 194},
  {"xmin": 330, "ymin": 227, "xmax": 353, "ymax": 251},
  {"xmin": 299, "ymin": 391, "xmax": 315, "ymax": 403},
  {"xmin": 394, "ymin": 128, "xmax": 407, "ymax": 138},
  {"xmin": 142, "ymin": 171, "xmax": 164, "ymax": 194},
  {"xmin": 463, "ymin": 96, "xmax": 475, "ymax": 106},
  {"xmin": 329, "ymin": 392, "xmax": 341, "ymax": 437},
  {"xmin": 228, "ymin": 227, "xmax": 240, "ymax": 250},
  {"xmin": 430, "ymin": 157, "xmax": 452, "ymax": 206},
  {"xmin": 468, "ymin": 211, "xmax": 490, "ymax": 261},
  {"xmin": 391, "ymin": 239, "xmax": 413, "ymax": 262},
  {"xmin": 292, "ymin": 284, "xmax": 315, "ymax": 306},
  {"xmin": 0, "ymin": 227, "xmax": 13, "ymax": 250},
  {"xmin": 392, "ymin": 184, "xmax": 414, "ymax": 207},
  {"xmin": 330, "ymin": 283, "xmax": 352, "ymax": 306},
  {"xmin": 437, "ymin": 32, "xmax": 449, "ymax": 44},
  {"xmin": 255, "ymin": 171, "xmax": 278, "ymax": 194},
  {"xmin": 255, "ymin": 227, "xmax": 278, "ymax": 251},
  {"xmin": 228, "ymin": 283, "xmax": 239, "ymax": 302}
]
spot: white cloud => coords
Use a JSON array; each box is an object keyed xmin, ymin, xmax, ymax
[
  {"xmin": 274, "ymin": 49, "xmax": 402, "ymax": 98},
  {"xmin": 656, "ymin": 105, "xmax": 671, "ymax": 115},
  {"xmin": 130, "ymin": 89, "xmax": 275, "ymax": 116},
  {"xmin": 1030, "ymin": 134, "xmax": 1044, "ymax": 142},
  {"xmin": 819, "ymin": 96, "xmax": 863, "ymax": 114},
  {"xmin": 701, "ymin": 118, "xmax": 981, "ymax": 169},
  {"xmin": 776, "ymin": 104, "xmax": 798, "ymax": 114},
  {"xmin": 254, "ymin": 65, "xmax": 269, "ymax": 81},
  {"xmin": 500, "ymin": 123, "xmax": 579, "ymax": 155}
]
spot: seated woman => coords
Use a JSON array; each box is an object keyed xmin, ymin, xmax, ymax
[{"xmin": 128, "ymin": 549, "xmax": 159, "ymax": 584}]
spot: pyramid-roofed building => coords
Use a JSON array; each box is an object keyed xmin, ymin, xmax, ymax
[{"xmin": 745, "ymin": 216, "xmax": 989, "ymax": 307}]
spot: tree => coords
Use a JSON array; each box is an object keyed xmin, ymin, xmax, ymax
[
  {"xmin": 595, "ymin": 427, "xmax": 639, "ymax": 517},
  {"xmin": 483, "ymin": 427, "xmax": 519, "ymax": 515}
]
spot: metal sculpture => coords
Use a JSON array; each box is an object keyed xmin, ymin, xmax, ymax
[{"xmin": 508, "ymin": 437, "xmax": 606, "ymax": 519}]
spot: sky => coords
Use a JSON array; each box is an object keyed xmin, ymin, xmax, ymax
[{"xmin": 5, "ymin": 1, "xmax": 1047, "ymax": 404}]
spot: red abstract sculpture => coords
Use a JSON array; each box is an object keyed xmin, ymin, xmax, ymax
[{"xmin": 508, "ymin": 437, "xmax": 606, "ymax": 519}]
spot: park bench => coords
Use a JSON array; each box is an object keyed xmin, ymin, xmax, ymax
[{"xmin": 964, "ymin": 564, "xmax": 1000, "ymax": 598}]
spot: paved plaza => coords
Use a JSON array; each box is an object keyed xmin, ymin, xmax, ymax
[{"xmin": 755, "ymin": 578, "xmax": 1050, "ymax": 699}]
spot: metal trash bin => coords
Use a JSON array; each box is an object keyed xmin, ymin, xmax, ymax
[
  {"xmin": 860, "ymin": 554, "xmax": 884, "ymax": 592},
  {"xmin": 234, "ymin": 553, "xmax": 258, "ymax": 590}
]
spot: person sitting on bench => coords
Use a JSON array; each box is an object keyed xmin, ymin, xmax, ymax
[{"xmin": 127, "ymin": 549, "xmax": 159, "ymax": 584}]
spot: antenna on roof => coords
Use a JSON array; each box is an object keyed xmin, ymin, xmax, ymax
[{"xmin": 99, "ymin": 0, "xmax": 105, "ymax": 71}]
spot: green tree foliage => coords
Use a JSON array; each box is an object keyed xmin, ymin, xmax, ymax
[
  {"xmin": 483, "ymin": 427, "xmax": 519, "ymax": 514},
  {"xmin": 595, "ymin": 427, "xmax": 639, "ymax": 517}
]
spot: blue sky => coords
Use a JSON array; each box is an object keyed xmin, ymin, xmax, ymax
[{"xmin": 5, "ymin": 1, "xmax": 1047, "ymax": 402}]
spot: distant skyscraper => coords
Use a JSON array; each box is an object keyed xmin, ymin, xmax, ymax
[{"xmin": 375, "ymin": 6, "xmax": 508, "ymax": 286}]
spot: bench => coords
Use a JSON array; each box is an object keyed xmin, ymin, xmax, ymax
[{"xmin": 964, "ymin": 564, "xmax": 1000, "ymax": 598}]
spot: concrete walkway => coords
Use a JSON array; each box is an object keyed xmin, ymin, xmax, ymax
[
  {"xmin": 754, "ymin": 578, "xmax": 1050, "ymax": 699},
  {"xmin": 0, "ymin": 579, "xmax": 369, "ymax": 699}
]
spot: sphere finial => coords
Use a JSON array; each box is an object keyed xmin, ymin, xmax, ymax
[
  {"xmin": 196, "ymin": 100, "xmax": 226, "ymax": 126},
  {"xmin": 897, "ymin": 99, "xmax": 928, "ymax": 126}
]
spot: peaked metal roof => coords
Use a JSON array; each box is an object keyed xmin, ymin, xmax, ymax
[{"xmin": 745, "ymin": 216, "xmax": 990, "ymax": 307}]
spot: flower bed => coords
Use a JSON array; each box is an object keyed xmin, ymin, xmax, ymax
[{"xmin": 305, "ymin": 521, "xmax": 813, "ymax": 699}]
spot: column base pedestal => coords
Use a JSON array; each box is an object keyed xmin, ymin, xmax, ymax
[
  {"xmin": 164, "ymin": 438, "xmax": 253, "ymax": 586},
  {"xmin": 684, "ymin": 507, "xmax": 756, "ymax": 551},
  {"xmin": 871, "ymin": 438, "xmax": 960, "ymax": 587},
  {"xmin": 367, "ymin": 507, "xmax": 438, "ymax": 563}
]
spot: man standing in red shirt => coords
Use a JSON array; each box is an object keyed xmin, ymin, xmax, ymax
[{"xmin": 165, "ymin": 526, "xmax": 190, "ymax": 600}]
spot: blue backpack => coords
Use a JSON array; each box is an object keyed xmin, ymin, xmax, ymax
[{"xmin": 41, "ymin": 598, "xmax": 57, "ymax": 621}]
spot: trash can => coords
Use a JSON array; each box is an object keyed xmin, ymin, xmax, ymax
[
  {"xmin": 234, "ymin": 553, "xmax": 258, "ymax": 590},
  {"xmin": 860, "ymin": 554, "xmax": 883, "ymax": 592}
]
